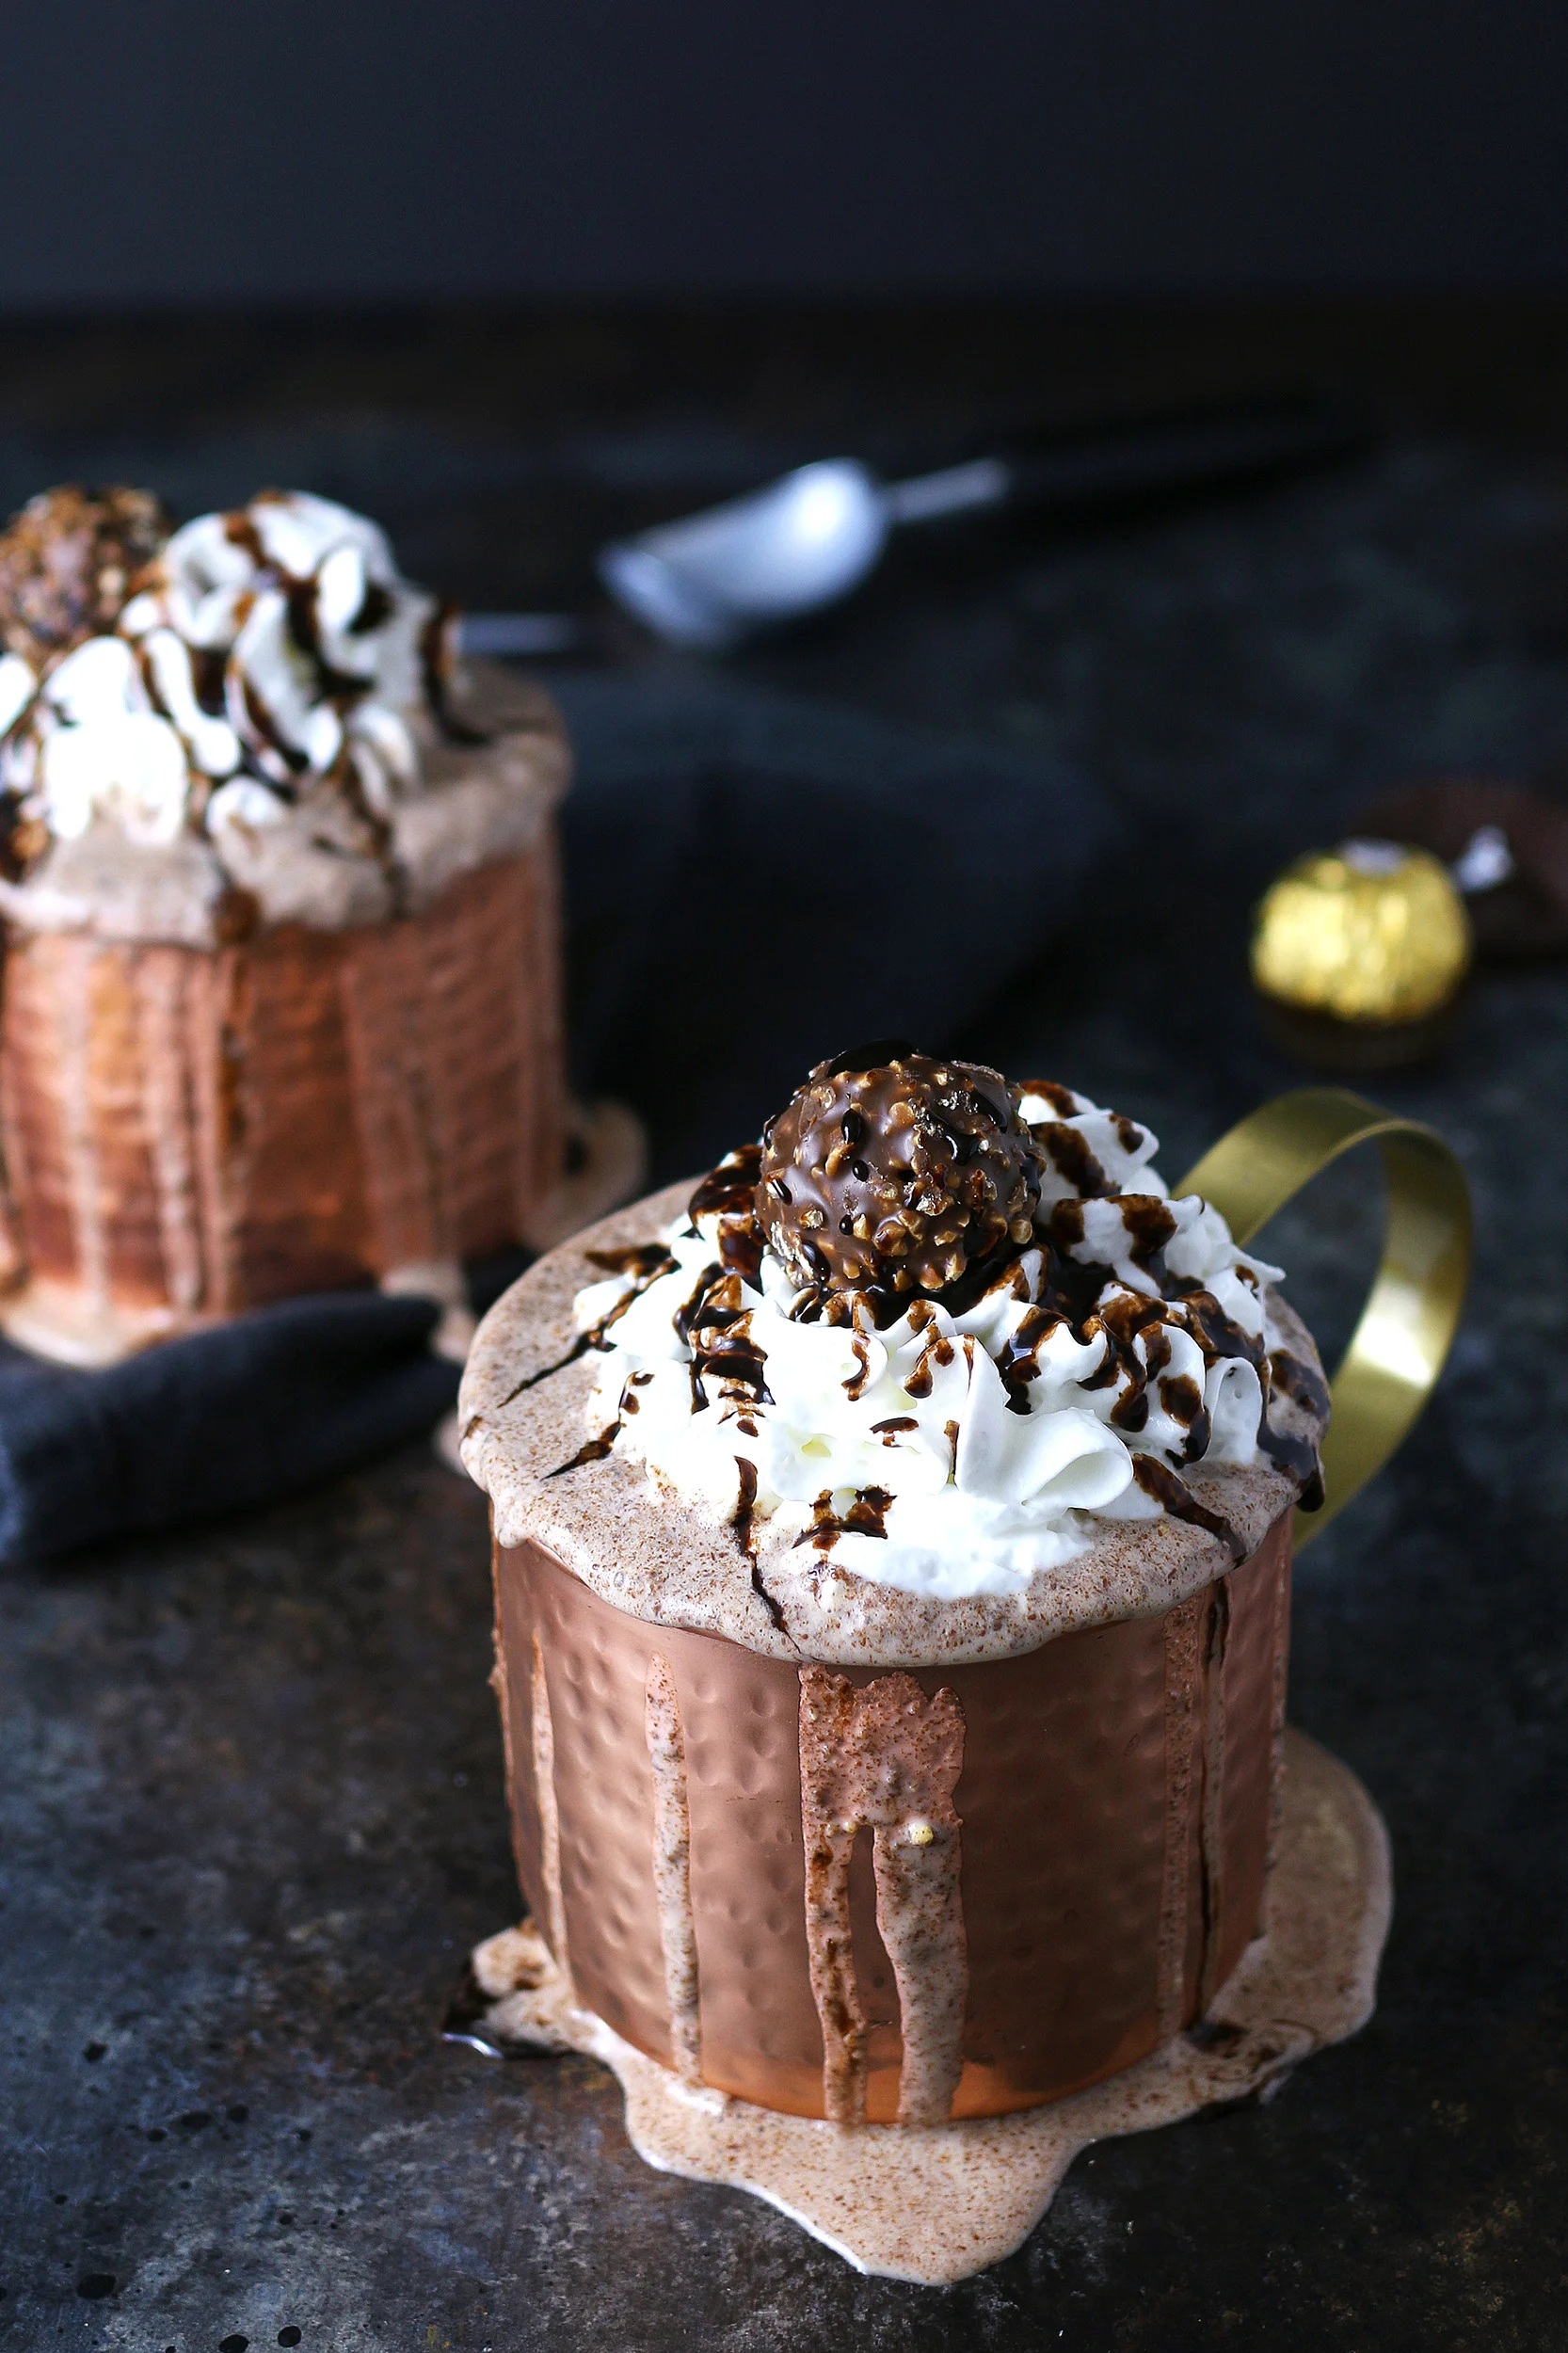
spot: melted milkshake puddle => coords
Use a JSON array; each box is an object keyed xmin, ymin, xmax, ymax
[{"xmin": 450, "ymin": 1728, "xmax": 1390, "ymax": 2285}]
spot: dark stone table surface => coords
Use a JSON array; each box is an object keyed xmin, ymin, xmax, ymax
[{"xmin": 2, "ymin": 307, "xmax": 1567, "ymax": 2351}]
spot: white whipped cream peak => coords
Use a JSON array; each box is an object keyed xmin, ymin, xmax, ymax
[
  {"xmin": 0, "ymin": 490, "xmax": 440, "ymax": 853},
  {"xmin": 572, "ymin": 1084, "xmax": 1298, "ymax": 1603}
]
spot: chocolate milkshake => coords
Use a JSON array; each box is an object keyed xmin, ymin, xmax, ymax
[
  {"xmin": 0, "ymin": 488, "xmax": 572, "ymax": 1361},
  {"xmin": 460, "ymin": 1048, "xmax": 1334, "ymax": 2142}
]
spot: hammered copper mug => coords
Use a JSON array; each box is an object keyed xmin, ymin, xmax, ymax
[{"xmin": 477, "ymin": 1088, "xmax": 1468, "ymax": 2127}]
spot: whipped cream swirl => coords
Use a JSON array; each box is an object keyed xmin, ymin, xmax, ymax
[
  {"xmin": 573, "ymin": 1086, "xmax": 1308, "ymax": 1602},
  {"xmin": 0, "ymin": 490, "xmax": 440, "ymax": 856}
]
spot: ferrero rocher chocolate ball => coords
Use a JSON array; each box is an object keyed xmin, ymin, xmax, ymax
[
  {"xmin": 1251, "ymin": 840, "xmax": 1471, "ymax": 1025},
  {"xmin": 0, "ymin": 485, "xmax": 168, "ymax": 667},
  {"xmin": 758, "ymin": 1042, "xmax": 1045, "ymax": 1294}
]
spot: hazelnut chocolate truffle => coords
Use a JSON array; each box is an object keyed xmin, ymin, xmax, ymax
[
  {"xmin": 0, "ymin": 486, "xmax": 168, "ymax": 668},
  {"xmin": 759, "ymin": 1042, "xmax": 1045, "ymax": 1294}
]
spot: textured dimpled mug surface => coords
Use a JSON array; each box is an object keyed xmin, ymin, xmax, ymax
[
  {"xmin": 491, "ymin": 1515, "xmax": 1289, "ymax": 2125},
  {"xmin": 0, "ymin": 848, "xmax": 565, "ymax": 1361}
]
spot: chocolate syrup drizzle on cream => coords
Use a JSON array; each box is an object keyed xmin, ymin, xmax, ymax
[
  {"xmin": 617, "ymin": 1147, "xmax": 1320, "ymax": 1558},
  {"xmin": 496, "ymin": 1242, "xmax": 676, "ymax": 1418},
  {"xmin": 467, "ymin": 1070, "xmax": 1329, "ymax": 1670}
]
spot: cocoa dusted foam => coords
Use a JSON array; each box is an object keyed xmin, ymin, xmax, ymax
[{"xmin": 462, "ymin": 1205, "xmax": 1325, "ymax": 1665}]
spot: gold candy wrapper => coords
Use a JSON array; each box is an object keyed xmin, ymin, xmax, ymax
[{"xmin": 1253, "ymin": 840, "xmax": 1470, "ymax": 1018}]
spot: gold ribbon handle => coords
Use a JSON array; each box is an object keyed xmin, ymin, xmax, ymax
[{"xmin": 1176, "ymin": 1087, "xmax": 1471, "ymax": 1550}]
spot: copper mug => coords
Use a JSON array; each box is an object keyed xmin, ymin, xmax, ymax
[{"xmin": 484, "ymin": 1089, "xmax": 1468, "ymax": 2125}]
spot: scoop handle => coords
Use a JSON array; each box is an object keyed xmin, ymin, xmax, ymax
[
  {"xmin": 1176, "ymin": 1087, "xmax": 1471, "ymax": 1551},
  {"xmin": 885, "ymin": 397, "xmax": 1371, "ymax": 534}
]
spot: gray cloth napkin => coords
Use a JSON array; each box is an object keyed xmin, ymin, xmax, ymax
[{"xmin": 552, "ymin": 671, "xmax": 1118, "ymax": 1175}]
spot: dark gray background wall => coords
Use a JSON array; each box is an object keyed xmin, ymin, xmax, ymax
[{"xmin": 3, "ymin": 0, "xmax": 1565, "ymax": 305}]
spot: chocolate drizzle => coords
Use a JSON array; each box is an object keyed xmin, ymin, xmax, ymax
[
  {"xmin": 689, "ymin": 1144, "xmax": 765, "ymax": 1281},
  {"xmin": 732, "ymin": 1456, "xmax": 789, "ymax": 1632},
  {"xmin": 421, "ymin": 601, "xmax": 489, "ymax": 745},
  {"xmin": 1018, "ymin": 1077, "xmax": 1079, "ymax": 1118},
  {"xmin": 181, "ymin": 494, "xmax": 460, "ymax": 793},
  {"xmin": 681, "ymin": 1108, "xmax": 1320, "ymax": 1514},
  {"xmin": 1257, "ymin": 1423, "xmax": 1326, "ymax": 1511},
  {"xmin": 690, "ymin": 1142, "xmax": 764, "ymax": 1224},
  {"xmin": 1034, "ymin": 1122, "xmax": 1114, "ymax": 1199},
  {"xmin": 283, "ymin": 575, "xmax": 383, "ymax": 702},
  {"xmin": 725, "ymin": 1455, "xmax": 790, "ymax": 1637},
  {"xmin": 1259, "ymin": 1350, "xmax": 1328, "ymax": 1509},
  {"xmin": 586, "ymin": 1241, "xmax": 680, "ymax": 1280},
  {"xmin": 633, "ymin": 1127, "xmax": 1320, "ymax": 1519},
  {"xmin": 495, "ymin": 1242, "xmax": 677, "ymax": 1408},
  {"xmin": 1116, "ymin": 1195, "xmax": 1180, "ymax": 1273},
  {"xmin": 793, "ymin": 1486, "xmax": 894, "ymax": 1551},
  {"xmin": 1269, "ymin": 1348, "xmax": 1331, "ymax": 1420},
  {"xmin": 685, "ymin": 1273, "xmax": 775, "ymax": 1412},
  {"xmin": 546, "ymin": 1420, "xmax": 622, "ymax": 1478},
  {"xmin": 1133, "ymin": 1457, "xmax": 1246, "ymax": 1561},
  {"xmin": 560, "ymin": 1063, "xmax": 1327, "ymax": 1542},
  {"xmin": 732, "ymin": 1455, "xmax": 760, "ymax": 1556}
]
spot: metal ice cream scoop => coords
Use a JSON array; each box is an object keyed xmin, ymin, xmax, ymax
[
  {"xmin": 452, "ymin": 463, "xmax": 999, "ymax": 658},
  {"xmin": 459, "ymin": 393, "xmax": 1368, "ymax": 656},
  {"xmin": 596, "ymin": 393, "xmax": 1367, "ymax": 649},
  {"xmin": 597, "ymin": 455, "xmax": 1011, "ymax": 649}
]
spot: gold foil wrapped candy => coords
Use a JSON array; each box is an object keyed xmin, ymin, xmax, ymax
[{"xmin": 1251, "ymin": 840, "xmax": 1472, "ymax": 1067}]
